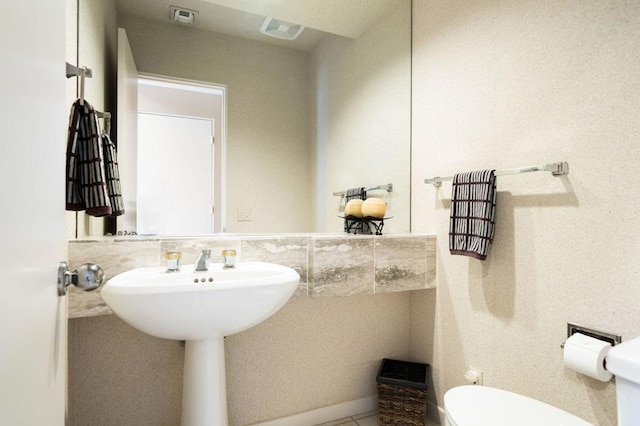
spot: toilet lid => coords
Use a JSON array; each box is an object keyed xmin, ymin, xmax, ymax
[{"xmin": 444, "ymin": 386, "xmax": 592, "ymax": 426}]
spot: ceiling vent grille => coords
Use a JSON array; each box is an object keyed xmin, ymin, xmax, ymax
[
  {"xmin": 170, "ymin": 6, "xmax": 198, "ymax": 25},
  {"xmin": 260, "ymin": 17, "xmax": 305, "ymax": 40}
]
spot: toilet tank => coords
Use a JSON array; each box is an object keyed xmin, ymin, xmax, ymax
[{"xmin": 606, "ymin": 335, "xmax": 640, "ymax": 426}]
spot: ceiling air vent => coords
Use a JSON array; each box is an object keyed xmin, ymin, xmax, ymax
[
  {"xmin": 170, "ymin": 6, "xmax": 197, "ymax": 25},
  {"xmin": 260, "ymin": 17, "xmax": 305, "ymax": 40}
]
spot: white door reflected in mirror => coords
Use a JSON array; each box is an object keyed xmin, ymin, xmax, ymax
[{"xmin": 137, "ymin": 113, "xmax": 214, "ymax": 235}]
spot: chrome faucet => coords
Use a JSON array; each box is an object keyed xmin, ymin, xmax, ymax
[{"xmin": 195, "ymin": 249, "xmax": 211, "ymax": 271}]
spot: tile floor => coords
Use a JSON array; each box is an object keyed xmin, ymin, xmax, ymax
[{"xmin": 313, "ymin": 411, "xmax": 440, "ymax": 426}]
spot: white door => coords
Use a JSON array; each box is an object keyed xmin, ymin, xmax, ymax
[
  {"xmin": 137, "ymin": 113, "xmax": 215, "ymax": 234},
  {"xmin": 117, "ymin": 28, "xmax": 139, "ymax": 234},
  {"xmin": 0, "ymin": 0, "xmax": 67, "ymax": 424}
]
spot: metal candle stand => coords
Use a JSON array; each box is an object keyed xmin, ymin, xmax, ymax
[{"xmin": 342, "ymin": 216, "xmax": 390, "ymax": 235}]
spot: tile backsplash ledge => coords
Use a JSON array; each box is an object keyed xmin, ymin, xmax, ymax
[{"xmin": 67, "ymin": 234, "xmax": 436, "ymax": 318}]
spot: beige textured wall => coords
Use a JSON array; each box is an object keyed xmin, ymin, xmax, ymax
[
  {"xmin": 118, "ymin": 15, "xmax": 313, "ymax": 234},
  {"xmin": 225, "ymin": 294, "xmax": 411, "ymax": 425},
  {"xmin": 68, "ymin": 293, "xmax": 412, "ymax": 426},
  {"xmin": 410, "ymin": 1, "xmax": 640, "ymax": 424},
  {"xmin": 310, "ymin": 2, "xmax": 412, "ymax": 234}
]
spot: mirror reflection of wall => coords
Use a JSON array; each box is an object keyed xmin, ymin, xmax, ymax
[{"xmin": 69, "ymin": 0, "xmax": 411, "ymax": 238}]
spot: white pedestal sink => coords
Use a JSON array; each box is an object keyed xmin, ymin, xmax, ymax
[{"xmin": 101, "ymin": 262, "xmax": 300, "ymax": 426}]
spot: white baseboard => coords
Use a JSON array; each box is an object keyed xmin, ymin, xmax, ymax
[
  {"xmin": 250, "ymin": 396, "xmax": 377, "ymax": 426},
  {"xmin": 250, "ymin": 397, "xmax": 444, "ymax": 426}
]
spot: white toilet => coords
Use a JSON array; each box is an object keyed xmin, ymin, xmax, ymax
[
  {"xmin": 605, "ymin": 335, "xmax": 640, "ymax": 426},
  {"xmin": 444, "ymin": 335, "xmax": 640, "ymax": 426},
  {"xmin": 444, "ymin": 385, "xmax": 591, "ymax": 426}
]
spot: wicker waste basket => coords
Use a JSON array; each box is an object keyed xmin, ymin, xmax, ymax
[{"xmin": 376, "ymin": 358, "xmax": 429, "ymax": 426}]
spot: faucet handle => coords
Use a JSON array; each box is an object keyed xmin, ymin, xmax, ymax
[
  {"xmin": 165, "ymin": 251, "xmax": 182, "ymax": 272},
  {"xmin": 222, "ymin": 249, "xmax": 236, "ymax": 268}
]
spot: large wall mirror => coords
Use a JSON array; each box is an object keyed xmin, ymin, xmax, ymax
[{"xmin": 69, "ymin": 0, "xmax": 412, "ymax": 237}]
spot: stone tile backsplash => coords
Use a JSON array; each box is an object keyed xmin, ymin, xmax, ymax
[
  {"xmin": 374, "ymin": 236, "xmax": 435, "ymax": 294},
  {"xmin": 311, "ymin": 236, "xmax": 375, "ymax": 297},
  {"xmin": 241, "ymin": 236, "xmax": 310, "ymax": 296},
  {"xmin": 68, "ymin": 234, "xmax": 436, "ymax": 318}
]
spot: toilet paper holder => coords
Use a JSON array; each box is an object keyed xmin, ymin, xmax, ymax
[{"xmin": 560, "ymin": 323, "xmax": 622, "ymax": 349}]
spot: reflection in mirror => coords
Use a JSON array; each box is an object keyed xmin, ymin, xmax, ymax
[
  {"xmin": 71, "ymin": 0, "xmax": 411, "ymax": 237},
  {"xmin": 135, "ymin": 76, "xmax": 225, "ymax": 235},
  {"xmin": 66, "ymin": 0, "xmax": 118, "ymax": 238}
]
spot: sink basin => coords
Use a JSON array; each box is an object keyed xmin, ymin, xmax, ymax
[
  {"xmin": 101, "ymin": 261, "xmax": 300, "ymax": 426},
  {"xmin": 102, "ymin": 262, "xmax": 299, "ymax": 340}
]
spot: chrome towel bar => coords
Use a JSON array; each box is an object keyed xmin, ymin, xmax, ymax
[
  {"xmin": 333, "ymin": 183, "xmax": 393, "ymax": 197},
  {"xmin": 424, "ymin": 162, "xmax": 569, "ymax": 188}
]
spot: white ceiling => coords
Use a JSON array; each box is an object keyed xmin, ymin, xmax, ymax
[
  {"xmin": 115, "ymin": 0, "xmax": 402, "ymax": 51},
  {"xmin": 202, "ymin": 0, "xmax": 401, "ymax": 38}
]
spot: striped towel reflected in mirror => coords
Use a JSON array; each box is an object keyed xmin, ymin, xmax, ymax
[
  {"xmin": 449, "ymin": 170, "xmax": 496, "ymax": 260},
  {"xmin": 345, "ymin": 187, "xmax": 367, "ymax": 202},
  {"xmin": 344, "ymin": 187, "xmax": 369, "ymax": 234},
  {"xmin": 101, "ymin": 134, "xmax": 125, "ymax": 216},
  {"xmin": 66, "ymin": 99, "xmax": 123, "ymax": 217}
]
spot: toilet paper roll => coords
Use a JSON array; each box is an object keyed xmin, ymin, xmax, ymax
[{"xmin": 563, "ymin": 332, "xmax": 612, "ymax": 382}]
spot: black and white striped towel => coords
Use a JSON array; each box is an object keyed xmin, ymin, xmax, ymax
[
  {"xmin": 346, "ymin": 187, "xmax": 367, "ymax": 201},
  {"xmin": 449, "ymin": 170, "xmax": 497, "ymax": 260},
  {"xmin": 101, "ymin": 134, "xmax": 125, "ymax": 216},
  {"xmin": 66, "ymin": 99, "xmax": 112, "ymax": 217}
]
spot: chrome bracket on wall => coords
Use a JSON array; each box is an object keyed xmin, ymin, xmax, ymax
[{"xmin": 58, "ymin": 261, "xmax": 105, "ymax": 296}]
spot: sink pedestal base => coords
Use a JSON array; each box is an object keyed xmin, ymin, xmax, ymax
[{"xmin": 182, "ymin": 338, "xmax": 228, "ymax": 426}]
